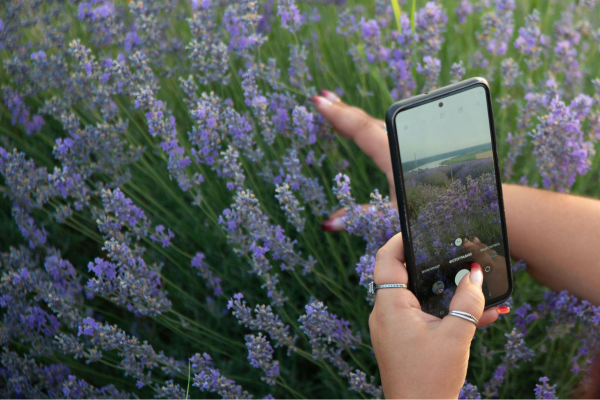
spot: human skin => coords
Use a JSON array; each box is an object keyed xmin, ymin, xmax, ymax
[
  {"xmin": 312, "ymin": 90, "xmax": 600, "ymax": 397},
  {"xmin": 370, "ymin": 234, "xmax": 486, "ymax": 398}
]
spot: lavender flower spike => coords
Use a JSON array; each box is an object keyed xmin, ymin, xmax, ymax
[
  {"xmin": 450, "ymin": 61, "xmax": 466, "ymax": 83},
  {"xmin": 277, "ymin": 0, "xmax": 303, "ymax": 34},
  {"xmin": 534, "ymin": 377, "xmax": 557, "ymax": 399},
  {"xmin": 245, "ymin": 333, "xmax": 280, "ymax": 386},
  {"xmin": 459, "ymin": 381, "xmax": 481, "ymax": 399},
  {"xmin": 416, "ymin": 56, "xmax": 441, "ymax": 93}
]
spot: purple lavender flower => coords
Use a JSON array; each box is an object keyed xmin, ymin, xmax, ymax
[
  {"xmin": 58, "ymin": 318, "xmax": 186, "ymax": 391},
  {"xmin": 87, "ymin": 189, "xmax": 171, "ymax": 316},
  {"xmin": 502, "ymin": 329, "xmax": 535, "ymax": 368},
  {"xmin": 512, "ymin": 259, "xmax": 527, "ymax": 273},
  {"xmin": 553, "ymin": 38, "xmax": 582, "ymax": 92},
  {"xmin": 387, "ymin": 13, "xmax": 417, "ymax": 99},
  {"xmin": 534, "ymin": 377, "xmax": 557, "ymax": 399},
  {"xmin": 456, "ymin": 1, "xmax": 473, "ymax": 24},
  {"xmin": 2, "ymin": 88, "xmax": 45, "ymax": 135},
  {"xmin": 513, "ymin": 303, "xmax": 538, "ymax": 334},
  {"xmin": 333, "ymin": 174, "xmax": 400, "ymax": 300},
  {"xmin": 500, "ymin": 58, "xmax": 521, "ymax": 88},
  {"xmin": 245, "ymin": 333, "xmax": 280, "ymax": 385},
  {"xmin": 450, "ymin": 61, "xmax": 466, "ymax": 83},
  {"xmin": 149, "ymin": 225, "xmax": 175, "ymax": 248},
  {"xmin": 530, "ymin": 95, "xmax": 594, "ymax": 192},
  {"xmin": 242, "ymin": 70, "xmax": 275, "ymax": 144},
  {"xmin": 275, "ymin": 183, "xmax": 305, "ymax": 231},
  {"xmin": 298, "ymin": 299, "xmax": 360, "ymax": 354},
  {"xmin": 514, "ymin": 10, "xmax": 548, "ymax": 70},
  {"xmin": 228, "ymin": 293, "xmax": 297, "ymax": 357},
  {"xmin": 223, "ymin": 1, "xmax": 266, "ymax": 59},
  {"xmin": 459, "ymin": 381, "xmax": 481, "ymax": 399},
  {"xmin": 277, "ymin": 0, "xmax": 303, "ymax": 34},
  {"xmin": 190, "ymin": 352, "xmax": 249, "ymax": 398},
  {"xmin": 415, "ymin": 2, "xmax": 448, "ymax": 57},
  {"xmin": 288, "ymin": 44, "xmax": 312, "ymax": 92},
  {"xmin": 348, "ymin": 369, "xmax": 382, "ymax": 397},
  {"xmin": 477, "ymin": 0, "xmax": 515, "ymax": 56},
  {"xmin": 497, "ymin": 58, "xmax": 521, "ymax": 108},
  {"xmin": 470, "ymin": 50, "xmax": 489, "ymax": 69},
  {"xmin": 191, "ymin": 253, "xmax": 223, "ymax": 296},
  {"xmin": 416, "ymin": 56, "xmax": 441, "ymax": 92},
  {"xmin": 336, "ymin": 7, "xmax": 362, "ymax": 37},
  {"xmin": 0, "ymin": 348, "xmax": 128, "ymax": 398},
  {"xmin": 483, "ymin": 365, "xmax": 506, "ymax": 397}
]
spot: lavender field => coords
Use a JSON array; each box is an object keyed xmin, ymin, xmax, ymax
[{"xmin": 1, "ymin": 0, "xmax": 600, "ymax": 398}]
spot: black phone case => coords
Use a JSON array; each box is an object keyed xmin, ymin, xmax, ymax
[{"xmin": 385, "ymin": 77, "xmax": 513, "ymax": 310}]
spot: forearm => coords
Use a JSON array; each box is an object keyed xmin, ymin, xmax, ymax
[{"xmin": 503, "ymin": 184, "xmax": 600, "ymax": 305}]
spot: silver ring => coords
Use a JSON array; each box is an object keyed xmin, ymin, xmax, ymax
[
  {"xmin": 368, "ymin": 282, "xmax": 407, "ymax": 295},
  {"xmin": 382, "ymin": 123, "xmax": 387, "ymax": 132},
  {"xmin": 490, "ymin": 251, "xmax": 498, "ymax": 258},
  {"xmin": 448, "ymin": 310, "xmax": 479, "ymax": 326}
]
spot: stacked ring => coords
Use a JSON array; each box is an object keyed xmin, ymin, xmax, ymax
[{"xmin": 448, "ymin": 310, "xmax": 479, "ymax": 326}]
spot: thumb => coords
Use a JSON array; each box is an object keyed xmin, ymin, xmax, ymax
[{"xmin": 438, "ymin": 263, "xmax": 486, "ymax": 341}]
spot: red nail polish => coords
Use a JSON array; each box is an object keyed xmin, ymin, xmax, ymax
[
  {"xmin": 471, "ymin": 262, "xmax": 481, "ymax": 271},
  {"xmin": 310, "ymin": 95, "xmax": 319, "ymax": 103},
  {"xmin": 321, "ymin": 220, "xmax": 336, "ymax": 231},
  {"xmin": 321, "ymin": 218, "xmax": 343, "ymax": 231},
  {"xmin": 498, "ymin": 306, "xmax": 510, "ymax": 314}
]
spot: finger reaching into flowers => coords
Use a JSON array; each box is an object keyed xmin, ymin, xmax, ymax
[
  {"xmin": 312, "ymin": 90, "xmax": 393, "ymax": 180},
  {"xmin": 313, "ymin": 90, "xmax": 397, "ymax": 232}
]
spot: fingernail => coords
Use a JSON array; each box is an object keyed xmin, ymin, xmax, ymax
[
  {"xmin": 474, "ymin": 237, "xmax": 480, "ymax": 243},
  {"xmin": 311, "ymin": 95, "xmax": 332, "ymax": 106},
  {"xmin": 498, "ymin": 306, "xmax": 510, "ymax": 314},
  {"xmin": 319, "ymin": 90, "xmax": 340, "ymax": 103},
  {"xmin": 321, "ymin": 217, "xmax": 343, "ymax": 231},
  {"xmin": 470, "ymin": 263, "xmax": 483, "ymax": 287}
]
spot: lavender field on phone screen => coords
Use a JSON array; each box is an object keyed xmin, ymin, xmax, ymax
[
  {"xmin": 406, "ymin": 158, "xmax": 501, "ymax": 269},
  {"xmin": 1, "ymin": 0, "xmax": 600, "ymax": 398}
]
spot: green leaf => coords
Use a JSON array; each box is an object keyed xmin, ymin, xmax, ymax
[
  {"xmin": 186, "ymin": 361, "xmax": 191, "ymax": 400},
  {"xmin": 390, "ymin": 0, "xmax": 402, "ymax": 31},
  {"xmin": 411, "ymin": 0, "xmax": 417, "ymax": 32}
]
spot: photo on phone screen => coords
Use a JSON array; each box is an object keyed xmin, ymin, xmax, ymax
[{"xmin": 393, "ymin": 85, "xmax": 510, "ymax": 316}]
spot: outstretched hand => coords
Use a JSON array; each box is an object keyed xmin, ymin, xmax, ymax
[{"xmin": 313, "ymin": 90, "xmax": 397, "ymax": 231}]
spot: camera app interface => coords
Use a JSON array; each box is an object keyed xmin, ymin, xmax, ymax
[{"xmin": 394, "ymin": 86, "xmax": 509, "ymax": 316}]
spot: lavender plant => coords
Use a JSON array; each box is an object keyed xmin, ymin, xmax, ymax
[{"xmin": 1, "ymin": 0, "xmax": 599, "ymax": 398}]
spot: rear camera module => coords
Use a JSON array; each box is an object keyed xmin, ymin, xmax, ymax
[{"xmin": 438, "ymin": 102, "xmax": 444, "ymax": 107}]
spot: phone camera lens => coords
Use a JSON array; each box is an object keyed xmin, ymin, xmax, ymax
[{"xmin": 438, "ymin": 102, "xmax": 444, "ymax": 107}]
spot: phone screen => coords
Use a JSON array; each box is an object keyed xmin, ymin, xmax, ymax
[{"xmin": 394, "ymin": 85, "xmax": 510, "ymax": 316}]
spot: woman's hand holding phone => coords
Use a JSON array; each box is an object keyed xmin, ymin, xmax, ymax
[
  {"xmin": 312, "ymin": 90, "xmax": 507, "ymax": 325},
  {"xmin": 371, "ymin": 233, "xmax": 487, "ymax": 398}
]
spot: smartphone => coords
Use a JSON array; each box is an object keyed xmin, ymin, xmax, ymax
[{"xmin": 385, "ymin": 77, "xmax": 513, "ymax": 317}]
